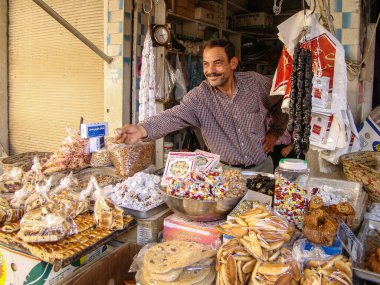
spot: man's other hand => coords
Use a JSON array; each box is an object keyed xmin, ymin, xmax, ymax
[
  {"xmin": 114, "ymin": 124, "xmax": 148, "ymax": 144},
  {"xmin": 263, "ymin": 133, "xmax": 277, "ymax": 153}
]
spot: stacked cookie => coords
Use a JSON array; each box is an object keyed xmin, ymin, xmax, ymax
[{"xmin": 139, "ymin": 241, "xmax": 216, "ymax": 284}]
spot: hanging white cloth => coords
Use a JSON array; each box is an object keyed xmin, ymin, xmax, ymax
[{"xmin": 139, "ymin": 30, "xmax": 156, "ymax": 122}]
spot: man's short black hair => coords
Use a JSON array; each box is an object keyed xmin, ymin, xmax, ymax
[{"xmin": 204, "ymin": 39, "xmax": 235, "ymax": 62}]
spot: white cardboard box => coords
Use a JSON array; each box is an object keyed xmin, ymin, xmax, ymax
[
  {"xmin": 358, "ymin": 116, "xmax": 380, "ymax": 152},
  {"xmin": 0, "ymin": 244, "xmax": 111, "ymax": 285}
]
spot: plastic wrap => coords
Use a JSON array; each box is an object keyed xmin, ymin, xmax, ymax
[
  {"xmin": 42, "ymin": 128, "xmax": 91, "ymax": 175},
  {"xmin": 0, "ymin": 196, "xmax": 23, "ymax": 226},
  {"xmin": 18, "ymin": 202, "xmax": 77, "ymax": 243},
  {"xmin": 49, "ymin": 173, "xmax": 89, "ymax": 218},
  {"xmin": 131, "ymin": 241, "xmax": 216, "ymax": 284},
  {"xmin": 156, "ymin": 59, "xmax": 176, "ymax": 104},
  {"xmin": 216, "ymin": 205, "xmax": 295, "ymax": 261},
  {"xmin": 93, "ymin": 177, "xmax": 124, "ymax": 230},
  {"xmin": 215, "ymin": 238, "xmax": 301, "ymax": 285},
  {"xmin": 174, "ymin": 53, "xmax": 187, "ymax": 102},
  {"xmin": 299, "ymin": 254, "xmax": 353, "ymax": 285},
  {"xmin": 104, "ymin": 172, "xmax": 164, "ymax": 211},
  {"xmin": 0, "ymin": 167, "xmax": 23, "ymax": 193},
  {"xmin": 24, "ymin": 177, "xmax": 52, "ymax": 212},
  {"xmin": 108, "ymin": 140, "xmax": 154, "ymax": 177},
  {"xmin": 90, "ymin": 148, "xmax": 113, "ymax": 167}
]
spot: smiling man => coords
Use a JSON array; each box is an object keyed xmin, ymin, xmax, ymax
[{"xmin": 115, "ymin": 39, "xmax": 287, "ymax": 173}]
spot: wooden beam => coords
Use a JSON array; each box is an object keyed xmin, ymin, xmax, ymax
[
  {"xmin": 0, "ymin": 0, "xmax": 8, "ymax": 155},
  {"xmin": 32, "ymin": 0, "xmax": 113, "ymax": 64}
]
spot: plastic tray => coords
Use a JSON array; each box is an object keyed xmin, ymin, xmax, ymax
[
  {"xmin": 121, "ymin": 202, "xmax": 168, "ymax": 219},
  {"xmin": 307, "ymin": 177, "xmax": 365, "ymax": 232},
  {"xmin": 353, "ymin": 219, "xmax": 380, "ymax": 283}
]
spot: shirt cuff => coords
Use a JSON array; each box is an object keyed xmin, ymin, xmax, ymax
[{"xmin": 138, "ymin": 122, "xmax": 154, "ymax": 141}]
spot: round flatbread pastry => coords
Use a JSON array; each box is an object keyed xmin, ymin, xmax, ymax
[
  {"xmin": 143, "ymin": 241, "xmax": 215, "ymax": 273},
  {"xmin": 142, "ymin": 267, "xmax": 211, "ymax": 285}
]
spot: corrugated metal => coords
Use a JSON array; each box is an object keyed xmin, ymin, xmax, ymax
[{"xmin": 8, "ymin": 0, "xmax": 104, "ymax": 154}]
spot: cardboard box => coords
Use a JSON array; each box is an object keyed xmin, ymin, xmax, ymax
[
  {"xmin": 233, "ymin": 12, "xmax": 273, "ymax": 28},
  {"xmin": 182, "ymin": 22, "xmax": 204, "ymax": 39},
  {"xmin": 175, "ymin": 0, "xmax": 195, "ymax": 11},
  {"xmin": 194, "ymin": 7, "xmax": 219, "ymax": 25},
  {"xmin": 0, "ymin": 244, "xmax": 112, "ymax": 285},
  {"xmin": 175, "ymin": 6, "xmax": 195, "ymax": 18},
  {"xmin": 58, "ymin": 243, "xmax": 143, "ymax": 285},
  {"xmin": 80, "ymin": 122, "xmax": 108, "ymax": 138},
  {"xmin": 89, "ymin": 136, "xmax": 105, "ymax": 153},
  {"xmin": 163, "ymin": 214, "xmax": 223, "ymax": 248}
]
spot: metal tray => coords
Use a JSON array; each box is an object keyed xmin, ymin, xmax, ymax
[
  {"xmin": 121, "ymin": 202, "xmax": 168, "ymax": 219},
  {"xmin": 353, "ymin": 219, "xmax": 380, "ymax": 283}
]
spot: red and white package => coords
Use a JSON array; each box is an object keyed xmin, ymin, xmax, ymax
[{"xmin": 270, "ymin": 10, "xmax": 347, "ymax": 114}]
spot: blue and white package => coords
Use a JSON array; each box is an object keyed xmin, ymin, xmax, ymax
[
  {"xmin": 81, "ymin": 122, "xmax": 109, "ymax": 138},
  {"xmin": 89, "ymin": 136, "xmax": 105, "ymax": 153}
]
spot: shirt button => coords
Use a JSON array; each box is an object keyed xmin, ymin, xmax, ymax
[
  {"xmin": 238, "ymin": 128, "xmax": 241, "ymax": 132},
  {"xmin": 245, "ymin": 155, "xmax": 248, "ymax": 158},
  {"xmin": 241, "ymin": 143, "xmax": 244, "ymax": 146},
  {"xmin": 234, "ymin": 115, "xmax": 237, "ymax": 119}
]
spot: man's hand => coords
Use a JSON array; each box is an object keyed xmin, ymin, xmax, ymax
[
  {"xmin": 263, "ymin": 133, "xmax": 277, "ymax": 153},
  {"xmin": 114, "ymin": 124, "xmax": 148, "ymax": 144},
  {"xmin": 280, "ymin": 144, "xmax": 294, "ymax": 157}
]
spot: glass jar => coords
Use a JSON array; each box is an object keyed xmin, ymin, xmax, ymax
[
  {"xmin": 163, "ymin": 142, "xmax": 174, "ymax": 163},
  {"xmin": 273, "ymin": 158, "xmax": 310, "ymax": 229}
]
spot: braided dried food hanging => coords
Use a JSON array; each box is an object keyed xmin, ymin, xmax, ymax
[{"xmin": 287, "ymin": 45, "xmax": 313, "ymax": 157}]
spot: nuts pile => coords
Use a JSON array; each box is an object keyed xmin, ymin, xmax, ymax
[
  {"xmin": 108, "ymin": 141, "xmax": 154, "ymax": 177},
  {"xmin": 301, "ymin": 255, "xmax": 353, "ymax": 285},
  {"xmin": 216, "ymin": 239, "xmax": 301, "ymax": 285},
  {"xmin": 90, "ymin": 149, "xmax": 113, "ymax": 167}
]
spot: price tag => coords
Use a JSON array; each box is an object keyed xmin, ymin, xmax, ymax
[{"xmin": 337, "ymin": 222, "xmax": 363, "ymax": 263}]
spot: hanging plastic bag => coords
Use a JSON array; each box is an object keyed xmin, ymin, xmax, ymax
[
  {"xmin": 175, "ymin": 53, "xmax": 187, "ymax": 101},
  {"xmin": 42, "ymin": 128, "xmax": 91, "ymax": 175},
  {"xmin": 156, "ymin": 59, "xmax": 176, "ymax": 104},
  {"xmin": 107, "ymin": 138, "xmax": 155, "ymax": 177},
  {"xmin": 93, "ymin": 177, "xmax": 124, "ymax": 230},
  {"xmin": 271, "ymin": 10, "xmax": 347, "ymax": 115}
]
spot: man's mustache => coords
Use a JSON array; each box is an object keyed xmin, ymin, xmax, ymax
[{"xmin": 206, "ymin": 73, "xmax": 222, "ymax": 77}]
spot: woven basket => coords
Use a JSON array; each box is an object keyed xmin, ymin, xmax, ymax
[
  {"xmin": 1, "ymin": 152, "xmax": 53, "ymax": 174},
  {"xmin": 340, "ymin": 151, "xmax": 380, "ymax": 202}
]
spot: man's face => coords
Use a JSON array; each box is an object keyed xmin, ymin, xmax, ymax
[{"xmin": 203, "ymin": 47, "xmax": 237, "ymax": 88}]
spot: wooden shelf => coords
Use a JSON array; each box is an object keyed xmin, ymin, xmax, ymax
[{"xmin": 227, "ymin": 1, "xmax": 250, "ymax": 14}]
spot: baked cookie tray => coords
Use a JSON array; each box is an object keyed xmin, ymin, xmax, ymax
[
  {"xmin": 353, "ymin": 219, "xmax": 380, "ymax": 283},
  {"xmin": 0, "ymin": 213, "xmax": 136, "ymax": 270}
]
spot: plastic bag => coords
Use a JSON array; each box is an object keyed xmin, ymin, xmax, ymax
[
  {"xmin": 0, "ymin": 196, "xmax": 23, "ymax": 226},
  {"xmin": 175, "ymin": 53, "xmax": 187, "ymax": 101},
  {"xmin": 104, "ymin": 172, "xmax": 163, "ymax": 211},
  {"xmin": 156, "ymin": 59, "xmax": 176, "ymax": 104},
  {"xmin": 108, "ymin": 139, "xmax": 154, "ymax": 177},
  {"xmin": 90, "ymin": 148, "xmax": 113, "ymax": 167},
  {"xmin": 18, "ymin": 202, "xmax": 77, "ymax": 243},
  {"xmin": 216, "ymin": 205, "xmax": 295, "ymax": 261},
  {"xmin": 23, "ymin": 156, "xmax": 48, "ymax": 186},
  {"xmin": 49, "ymin": 173, "xmax": 89, "ymax": 218},
  {"xmin": 0, "ymin": 167, "xmax": 23, "ymax": 193},
  {"xmin": 93, "ymin": 177, "xmax": 124, "ymax": 230},
  {"xmin": 131, "ymin": 241, "xmax": 216, "ymax": 284},
  {"xmin": 42, "ymin": 128, "xmax": 91, "ymax": 175},
  {"xmin": 24, "ymin": 177, "xmax": 53, "ymax": 212},
  {"xmin": 299, "ymin": 253, "xmax": 353, "ymax": 284}
]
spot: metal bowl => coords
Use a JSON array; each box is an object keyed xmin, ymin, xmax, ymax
[{"xmin": 161, "ymin": 190, "xmax": 246, "ymax": 222}]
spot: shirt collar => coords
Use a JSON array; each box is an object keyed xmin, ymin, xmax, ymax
[{"xmin": 206, "ymin": 73, "xmax": 239, "ymax": 98}]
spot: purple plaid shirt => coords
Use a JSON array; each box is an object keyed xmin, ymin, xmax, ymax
[{"xmin": 140, "ymin": 71, "xmax": 287, "ymax": 166}]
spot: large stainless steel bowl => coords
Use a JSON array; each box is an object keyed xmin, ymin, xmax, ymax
[{"xmin": 161, "ymin": 190, "xmax": 246, "ymax": 222}]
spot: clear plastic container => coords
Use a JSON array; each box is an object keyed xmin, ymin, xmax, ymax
[{"xmin": 273, "ymin": 159, "xmax": 310, "ymax": 229}]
